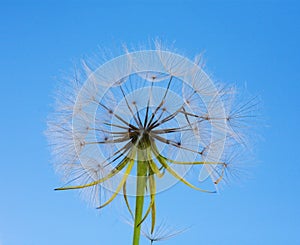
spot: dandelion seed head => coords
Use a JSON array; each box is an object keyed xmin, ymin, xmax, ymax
[{"xmin": 46, "ymin": 42, "xmax": 256, "ymax": 207}]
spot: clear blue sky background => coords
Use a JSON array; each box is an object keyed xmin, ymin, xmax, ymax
[{"xmin": 0, "ymin": 1, "xmax": 299, "ymax": 244}]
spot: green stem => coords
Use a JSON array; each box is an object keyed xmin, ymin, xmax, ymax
[{"xmin": 133, "ymin": 149, "xmax": 148, "ymax": 245}]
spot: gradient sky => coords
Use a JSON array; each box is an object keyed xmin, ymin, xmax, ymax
[{"xmin": 0, "ymin": 1, "xmax": 299, "ymax": 244}]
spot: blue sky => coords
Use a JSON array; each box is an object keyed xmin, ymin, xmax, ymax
[{"xmin": 0, "ymin": 1, "xmax": 299, "ymax": 244}]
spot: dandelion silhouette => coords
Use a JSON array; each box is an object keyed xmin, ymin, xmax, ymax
[{"xmin": 46, "ymin": 42, "xmax": 256, "ymax": 244}]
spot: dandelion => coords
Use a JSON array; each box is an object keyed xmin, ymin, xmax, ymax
[{"xmin": 46, "ymin": 42, "xmax": 257, "ymax": 244}]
